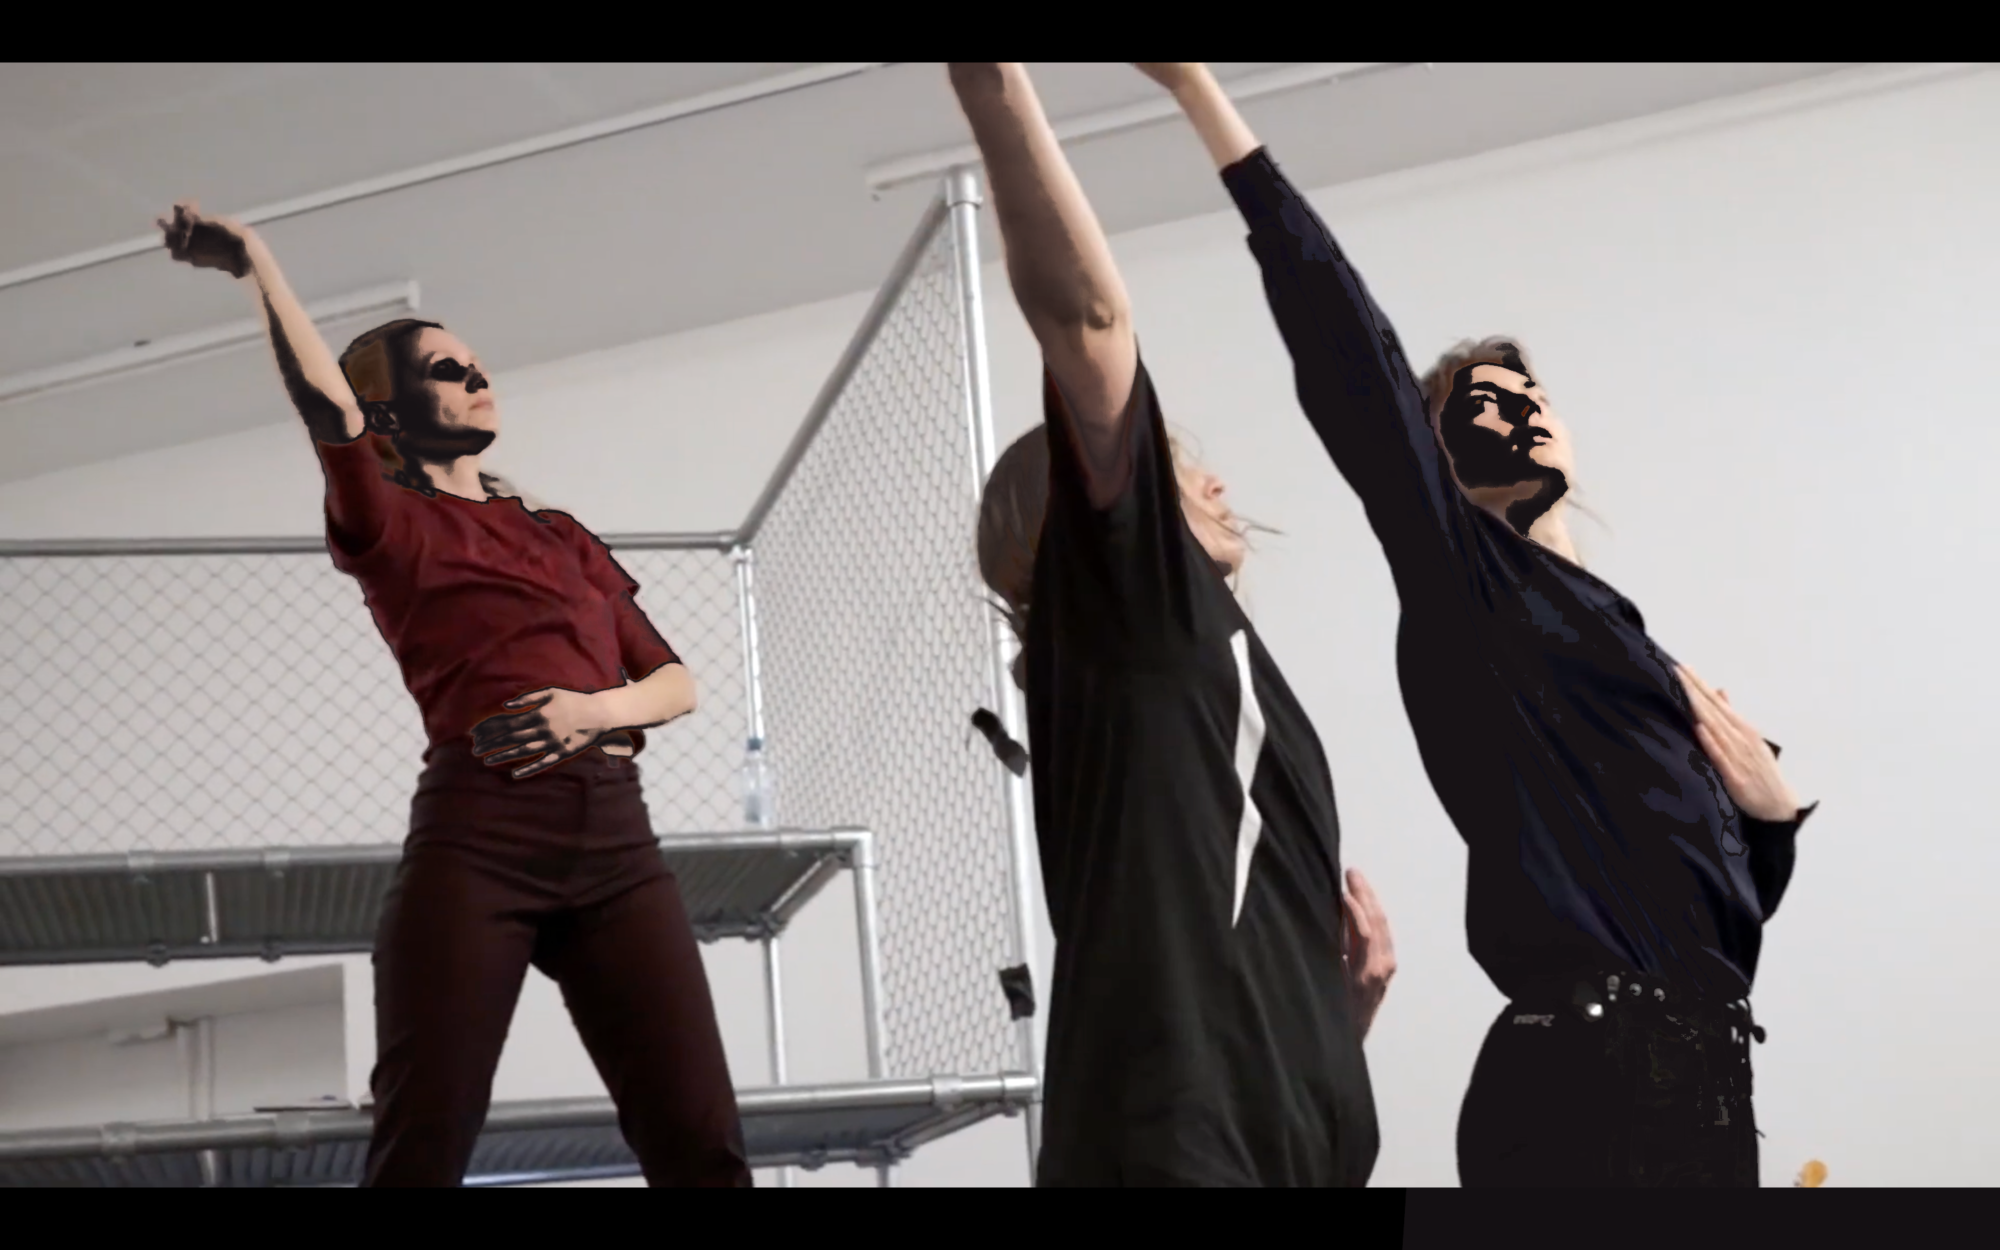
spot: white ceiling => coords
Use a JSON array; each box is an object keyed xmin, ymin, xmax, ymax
[{"xmin": 0, "ymin": 62, "xmax": 1858, "ymax": 487}]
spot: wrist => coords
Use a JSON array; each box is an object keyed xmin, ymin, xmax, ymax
[
  {"xmin": 589, "ymin": 686, "xmax": 634, "ymax": 734},
  {"xmin": 1744, "ymin": 798, "xmax": 1806, "ymax": 824},
  {"xmin": 240, "ymin": 233, "xmax": 273, "ymax": 279}
]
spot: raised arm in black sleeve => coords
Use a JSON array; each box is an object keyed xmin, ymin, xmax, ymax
[{"xmin": 1219, "ymin": 148, "xmax": 1484, "ymax": 595}]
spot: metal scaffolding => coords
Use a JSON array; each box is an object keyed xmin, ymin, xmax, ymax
[
  {"xmin": 0, "ymin": 1074, "xmax": 1039, "ymax": 1187},
  {"xmin": 0, "ymin": 173, "xmax": 1041, "ymax": 1186}
]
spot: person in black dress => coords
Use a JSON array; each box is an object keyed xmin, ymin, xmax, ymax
[
  {"xmin": 1139, "ymin": 62, "xmax": 1817, "ymax": 1187},
  {"xmin": 952, "ymin": 62, "xmax": 1396, "ymax": 1188}
]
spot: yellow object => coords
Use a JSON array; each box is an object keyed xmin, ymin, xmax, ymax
[{"xmin": 1795, "ymin": 1160, "xmax": 1827, "ymax": 1187}]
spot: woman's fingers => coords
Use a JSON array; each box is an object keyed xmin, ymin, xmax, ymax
[
  {"xmin": 513, "ymin": 752, "xmax": 562, "ymax": 779},
  {"xmin": 1344, "ymin": 891, "xmax": 1371, "ymax": 942},
  {"xmin": 1699, "ymin": 676, "xmax": 1764, "ymax": 747},
  {"xmin": 473, "ymin": 709, "xmax": 545, "ymax": 741},
  {"xmin": 1696, "ymin": 723, "xmax": 1746, "ymax": 791},
  {"xmin": 1346, "ymin": 868, "xmax": 1385, "ymax": 925},
  {"xmin": 489, "ymin": 722, "xmax": 548, "ymax": 748},
  {"xmin": 1681, "ymin": 667, "xmax": 1744, "ymax": 745},
  {"xmin": 481, "ymin": 740, "xmax": 547, "ymax": 766}
]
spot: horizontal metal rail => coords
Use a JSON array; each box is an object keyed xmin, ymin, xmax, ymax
[
  {"xmin": 0, "ymin": 1072, "xmax": 1041, "ymax": 1174},
  {"xmin": 0, "ymin": 530, "xmax": 740, "ymax": 558}
]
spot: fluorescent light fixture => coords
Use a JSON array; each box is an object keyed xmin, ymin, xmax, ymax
[
  {"xmin": 864, "ymin": 62, "xmax": 1422, "ymax": 194},
  {"xmin": 0, "ymin": 280, "xmax": 419, "ymax": 407}
]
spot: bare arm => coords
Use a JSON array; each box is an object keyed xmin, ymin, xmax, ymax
[
  {"xmin": 1135, "ymin": 64, "xmax": 1262, "ymax": 170},
  {"xmin": 246, "ymin": 237, "xmax": 367, "ymax": 445},
  {"xmin": 596, "ymin": 662, "xmax": 698, "ymax": 733},
  {"xmin": 159, "ymin": 204, "xmax": 364, "ymax": 445},
  {"xmin": 948, "ymin": 63, "xmax": 1137, "ymax": 506},
  {"xmin": 162, "ymin": 203, "xmax": 393, "ymax": 551},
  {"xmin": 471, "ymin": 663, "xmax": 696, "ymax": 779}
]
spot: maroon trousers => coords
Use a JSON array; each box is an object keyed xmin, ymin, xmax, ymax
[{"xmin": 363, "ymin": 742, "xmax": 751, "ymax": 1187}]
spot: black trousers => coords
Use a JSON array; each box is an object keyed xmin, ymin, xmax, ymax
[
  {"xmin": 1458, "ymin": 971, "xmax": 1762, "ymax": 1188},
  {"xmin": 362, "ymin": 742, "xmax": 752, "ymax": 1187}
]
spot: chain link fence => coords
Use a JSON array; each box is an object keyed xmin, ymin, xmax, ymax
[
  {"xmin": 749, "ymin": 197, "xmax": 1019, "ymax": 1081},
  {"xmin": 0, "ymin": 545, "xmax": 744, "ymax": 858},
  {"xmin": 0, "ymin": 180, "xmax": 1025, "ymax": 1087}
]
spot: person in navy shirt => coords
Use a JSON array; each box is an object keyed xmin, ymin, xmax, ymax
[{"xmin": 1140, "ymin": 62, "xmax": 1815, "ymax": 1187}]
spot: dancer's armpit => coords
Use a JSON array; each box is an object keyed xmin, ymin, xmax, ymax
[{"xmin": 1045, "ymin": 363, "xmax": 1142, "ymax": 512}]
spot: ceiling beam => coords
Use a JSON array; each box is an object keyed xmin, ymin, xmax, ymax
[
  {"xmin": 0, "ymin": 281, "xmax": 418, "ymax": 406},
  {"xmin": 0, "ymin": 63, "xmax": 895, "ymax": 295},
  {"xmin": 863, "ymin": 63, "xmax": 1422, "ymax": 194}
]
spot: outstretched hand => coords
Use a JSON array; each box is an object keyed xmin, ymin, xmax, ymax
[
  {"xmin": 158, "ymin": 202, "xmax": 253, "ymax": 279},
  {"xmin": 1679, "ymin": 665, "xmax": 1804, "ymax": 822},
  {"xmin": 471, "ymin": 687, "xmax": 611, "ymax": 780},
  {"xmin": 1343, "ymin": 867, "xmax": 1396, "ymax": 1039}
]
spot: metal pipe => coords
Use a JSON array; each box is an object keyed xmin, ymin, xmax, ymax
[
  {"xmin": 865, "ymin": 62, "xmax": 1410, "ymax": 193},
  {"xmin": 0, "ymin": 530, "xmax": 737, "ymax": 559},
  {"xmin": 200, "ymin": 873, "xmax": 219, "ymax": 947},
  {"xmin": 762, "ymin": 936, "xmax": 793, "ymax": 1189},
  {"xmin": 191, "ymin": 1018, "xmax": 218, "ymax": 1187},
  {"xmin": 846, "ymin": 829, "xmax": 894, "ymax": 1187},
  {"xmin": 0, "ymin": 827, "xmax": 871, "ymax": 875},
  {"xmin": 732, "ymin": 545, "xmax": 768, "ymax": 748},
  {"xmin": 733, "ymin": 191, "xmax": 951, "ymax": 545},
  {"xmin": 0, "ymin": 64, "xmax": 895, "ymax": 295},
  {"xmin": 0, "ymin": 1074, "xmax": 1040, "ymax": 1159},
  {"xmin": 946, "ymin": 166, "xmax": 1045, "ymax": 1177},
  {"xmin": 850, "ymin": 832, "xmax": 888, "ymax": 1080}
]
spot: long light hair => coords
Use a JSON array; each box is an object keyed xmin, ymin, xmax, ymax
[{"xmin": 976, "ymin": 425, "xmax": 1266, "ymax": 689}]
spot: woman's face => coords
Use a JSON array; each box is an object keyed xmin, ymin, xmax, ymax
[
  {"xmin": 1435, "ymin": 363, "xmax": 1574, "ymax": 495},
  {"xmin": 1177, "ymin": 456, "xmax": 1247, "ymax": 577},
  {"xmin": 403, "ymin": 328, "xmax": 499, "ymax": 440}
]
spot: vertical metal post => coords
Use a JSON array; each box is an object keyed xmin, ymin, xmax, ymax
[
  {"xmin": 946, "ymin": 165, "xmax": 1044, "ymax": 1180},
  {"xmin": 849, "ymin": 830, "xmax": 893, "ymax": 1186},
  {"xmin": 732, "ymin": 545, "xmax": 769, "ymax": 751},
  {"xmin": 762, "ymin": 936, "xmax": 793, "ymax": 1188},
  {"xmin": 183, "ymin": 1016, "xmax": 219, "ymax": 1187},
  {"xmin": 738, "ymin": 543, "xmax": 798, "ymax": 1186}
]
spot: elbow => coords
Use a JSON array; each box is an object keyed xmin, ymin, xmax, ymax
[{"xmin": 1026, "ymin": 292, "xmax": 1130, "ymax": 353}]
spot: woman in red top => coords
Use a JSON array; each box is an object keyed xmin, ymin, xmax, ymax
[{"xmin": 159, "ymin": 203, "xmax": 751, "ymax": 1188}]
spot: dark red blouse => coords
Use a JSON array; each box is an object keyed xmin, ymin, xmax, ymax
[{"xmin": 316, "ymin": 434, "xmax": 679, "ymax": 759}]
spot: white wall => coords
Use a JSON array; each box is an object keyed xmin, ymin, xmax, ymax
[{"xmin": 4, "ymin": 64, "xmax": 1995, "ymax": 1188}]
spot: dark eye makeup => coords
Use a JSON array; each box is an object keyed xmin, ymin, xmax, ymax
[{"xmin": 428, "ymin": 359, "xmax": 471, "ymax": 383}]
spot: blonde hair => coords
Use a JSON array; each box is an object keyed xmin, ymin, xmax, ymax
[
  {"xmin": 977, "ymin": 429, "xmax": 1050, "ymax": 690},
  {"xmin": 976, "ymin": 424, "xmax": 1251, "ymax": 689}
]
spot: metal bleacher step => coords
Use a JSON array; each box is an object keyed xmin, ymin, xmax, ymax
[
  {"xmin": 0, "ymin": 1073, "xmax": 1040, "ymax": 1186},
  {"xmin": 0, "ymin": 829, "xmax": 869, "ymax": 965}
]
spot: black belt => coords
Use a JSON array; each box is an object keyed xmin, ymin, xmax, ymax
[{"xmin": 1511, "ymin": 970, "xmax": 1767, "ymax": 1045}]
